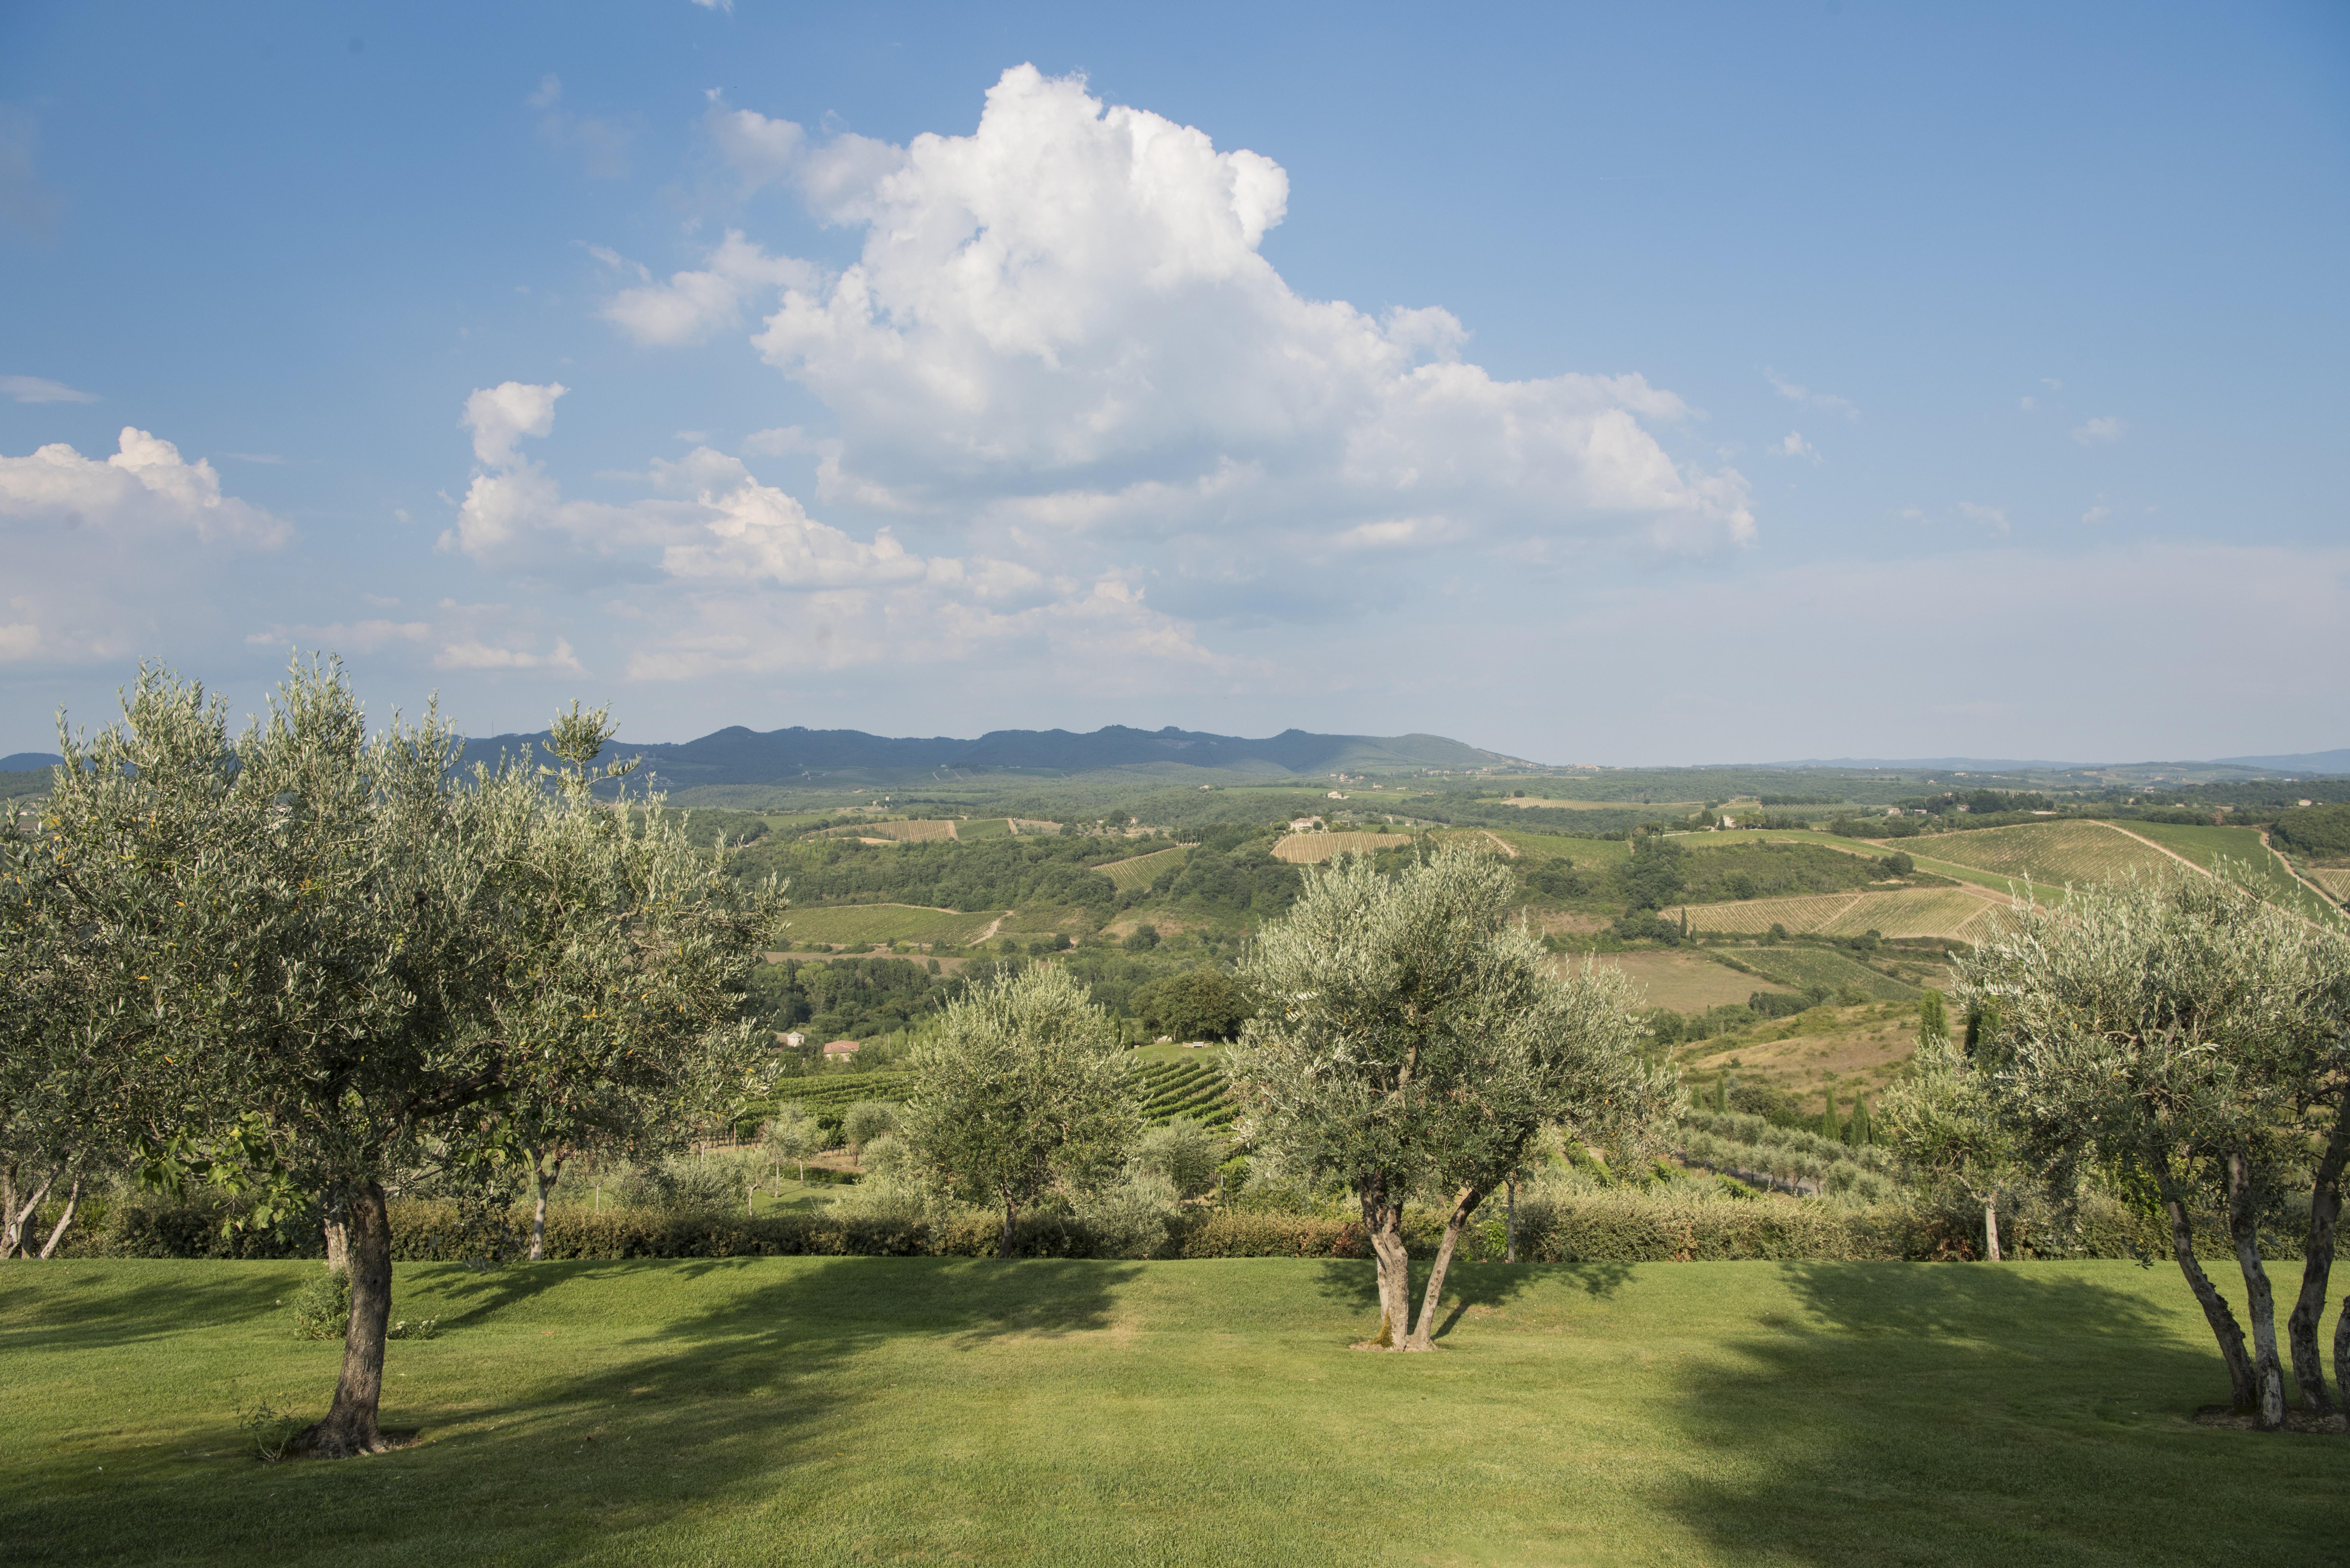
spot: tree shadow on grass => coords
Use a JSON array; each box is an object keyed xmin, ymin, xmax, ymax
[
  {"xmin": 0, "ymin": 1261, "xmax": 294, "ymax": 1352},
  {"xmin": 1649, "ymin": 1261, "xmax": 2348, "ymax": 1567},
  {"xmin": 1313, "ymin": 1258, "xmax": 1631, "ymax": 1342},
  {"xmin": 0, "ymin": 1256, "xmax": 1141, "ymax": 1567}
]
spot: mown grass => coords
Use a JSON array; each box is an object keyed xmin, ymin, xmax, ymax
[{"xmin": 1, "ymin": 1258, "xmax": 2339, "ymax": 1567}]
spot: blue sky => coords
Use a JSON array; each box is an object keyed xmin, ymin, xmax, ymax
[{"xmin": 3, "ymin": 1, "xmax": 2344, "ymax": 765}]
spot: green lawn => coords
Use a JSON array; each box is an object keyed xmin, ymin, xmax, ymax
[{"xmin": 1, "ymin": 1259, "xmax": 2337, "ymax": 1566}]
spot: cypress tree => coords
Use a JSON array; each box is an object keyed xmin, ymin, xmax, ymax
[
  {"xmin": 1848, "ymin": 1092, "xmax": 1871, "ymax": 1146},
  {"xmin": 1918, "ymin": 988, "xmax": 1948, "ymax": 1047},
  {"xmin": 1821, "ymin": 1085, "xmax": 1839, "ymax": 1142},
  {"xmin": 1715, "ymin": 1074, "xmax": 1729, "ymax": 1114}
]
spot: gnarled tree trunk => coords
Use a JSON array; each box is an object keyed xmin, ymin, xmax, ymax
[
  {"xmin": 2336, "ymin": 1296, "xmax": 2349, "ymax": 1415},
  {"xmin": 2225, "ymin": 1148, "xmax": 2287, "ymax": 1429},
  {"xmin": 1505, "ymin": 1176, "xmax": 1518, "ymax": 1265},
  {"xmin": 1404, "ymin": 1184, "xmax": 1486, "ymax": 1351},
  {"xmin": 35, "ymin": 1175, "xmax": 80, "ymax": 1259},
  {"xmin": 2153, "ymin": 1155, "xmax": 2255, "ymax": 1412},
  {"xmin": 1983, "ymin": 1194, "xmax": 2002, "ymax": 1263},
  {"xmin": 2286, "ymin": 1114, "xmax": 2348, "ymax": 1415},
  {"xmin": 3, "ymin": 1167, "xmax": 54, "ymax": 1259},
  {"xmin": 999, "ymin": 1196, "xmax": 1019, "ymax": 1258},
  {"xmin": 1361, "ymin": 1184, "xmax": 1410, "ymax": 1349},
  {"xmin": 294, "ymin": 1178, "xmax": 393, "ymax": 1458}
]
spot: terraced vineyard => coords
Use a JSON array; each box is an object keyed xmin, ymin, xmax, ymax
[
  {"xmin": 1911, "ymin": 821, "xmax": 2169, "ymax": 886},
  {"xmin": 1271, "ymin": 831, "xmax": 1413, "ymax": 864},
  {"xmin": 1672, "ymin": 887, "xmax": 2000, "ymax": 941},
  {"xmin": 1094, "ymin": 844, "xmax": 1191, "ymax": 891},
  {"xmin": 1132, "ymin": 1055, "xmax": 1236, "ymax": 1127},
  {"xmin": 2308, "ymin": 867, "xmax": 2350, "ymax": 901},
  {"xmin": 777, "ymin": 904, "xmax": 1002, "ymax": 948}
]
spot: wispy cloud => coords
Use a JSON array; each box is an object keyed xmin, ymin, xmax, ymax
[
  {"xmin": 1773, "ymin": 431, "xmax": 1821, "ymax": 463},
  {"xmin": 2072, "ymin": 415, "xmax": 2125, "ymax": 445},
  {"xmin": 1957, "ymin": 501, "xmax": 2011, "ymax": 536},
  {"xmin": 2, "ymin": 375, "xmax": 98, "ymax": 404},
  {"xmin": 1766, "ymin": 370, "xmax": 1858, "ymax": 419}
]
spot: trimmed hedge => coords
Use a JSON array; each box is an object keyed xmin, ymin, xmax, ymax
[{"xmin": 56, "ymin": 1190, "xmax": 2332, "ymax": 1265}]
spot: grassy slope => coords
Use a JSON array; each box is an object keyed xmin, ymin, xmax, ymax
[{"xmin": 3, "ymin": 1259, "xmax": 2339, "ymax": 1568}]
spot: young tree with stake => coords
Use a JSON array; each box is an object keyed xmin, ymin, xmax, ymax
[{"xmin": 1233, "ymin": 847, "xmax": 1666, "ymax": 1351}]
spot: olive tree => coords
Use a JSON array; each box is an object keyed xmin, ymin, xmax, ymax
[
  {"xmin": 1960, "ymin": 870, "xmax": 2350, "ymax": 1428},
  {"xmin": 1233, "ymin": 847, "xmax": 1667, "ymax": 1351},
  {"xmin": 1881, "ymin": 1033, "xmax": 2025, "ymax": 1261},
  {"xmin": 763, "ymin": 1104, "xmax": 819, "ymax": 1184},
  {"xmin": 898, "ymin": 965, "xmax": 1136, "ymax": 1254},
  {"xmin": 30, "ymin": 662, "xmax": 783, "ymax": 1456}
]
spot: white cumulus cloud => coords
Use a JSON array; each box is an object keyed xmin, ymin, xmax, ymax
[
  {"xmin": 0, "ymin": 426, "xmax": 291, "ymax": 672},
  {"xmin": 673, "ymin": 66, "xmax": 1750, "ymax": 555},
  {"xmin": 600, "ymin": 231, "xmax": 819, "ymax": 347},
  {"xmin": 442, "ymin": 380, "xmax": 1219, "ymax": 686},
  {"xmin": 0, "ymin": 427, "xmax": 289, "ymax": 545}
]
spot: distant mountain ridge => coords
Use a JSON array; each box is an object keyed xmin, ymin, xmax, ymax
[{"xmin": 454, "ymin": 723, "xmax": 1525, "ymax": 785}]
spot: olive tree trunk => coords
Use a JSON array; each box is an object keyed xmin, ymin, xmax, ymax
[
  {"xmin": 2285, "ymin": 1115, "xmax": 2348, "ymax": 1415},
  {"xmin": 34, "ymin": 1175, "xmax": 80, "ymax": 1259},
  {"xmin": 527, "ymin": 1152, "xmax": 564, "ymax": 1263},
  {"xmin": 1404, "ymin": 1184, "xmax": 1486, "ymax": 1351},
  {"xmin": 999, "ymin": 1196, "xmax": 1019, "ymax": 1259},
  {"xmin": 2336, "ymin": 1298, "xmax": 2349, "ymax": 1415},
  {"xmin": 3, "ymin": 1168, "xmax": 53, "ymax": 1259},
  {"xmin": 1361, "ymin": 1188, "xmax": 1411, "ymax": 1349},
  {"xmin": 2154, "ymin": 1156, "xmax": 2256, "ymax": 1412},
  {"xmin": 1983, "ymin": 1194, "xmax": 2002, "ymax": 1263},
  {"xmin": 2225, "ymin": 1149, "xmax": 2287, "ymax": 1429},
  {"xmin": 1505, "ymin": 1177, "xmax": 1518, "ymax": 1266},
  {"xmin": 294, "ymin": 1178, "xmax": 394, "ymax": 1457}
]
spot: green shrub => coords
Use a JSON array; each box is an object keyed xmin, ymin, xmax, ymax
[{"xmin": 289, "ymin": 1268, "xmax": 351, "ymax": 1340}]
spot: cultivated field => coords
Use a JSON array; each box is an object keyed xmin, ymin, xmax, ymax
[
  {"xmin": 2308, "ymin": 867, "xmax": 2350, "ymax": 900},
  {"xmin": 1094, "ymin": 845, "xmax": 1191, "ymax": 891},
  {"xmin": 776, "ymin": 904, "xmax": 1002, "ymax": 948},
  {"xmin": 1501, "ymin": 797, "xmax": 1702, "ymax": 811},
  {"xmin": 1579, "ymin": 951, "xmax": 1793, "ymax": 1012},
  {"xmin": 1727, "ymin": 945, "xmax": 1926, "ymax": 1002},
  {"xmin": 1132, "ymin": 1056, "xmax": 1236, "ymax": 1126},
  {"xmin": 2122, "ymin": 820, "xmax": 2347, "ymax": 924},
  {"xmin": 1907, "ymin": 821, "xmax": 2171, "ymax": 886},
  {"xmin": 1271, "ymin": 831, "xmax": 1413, "ymax": 864},
  {"xmin": 1683, "ymin": 1002, "xmax": 1922, "ymax": 1105},
  {"xmin": 810, "ymin": 818, "xmax": 958, "ymax": 843},
  {"xmin": 3, "ymin": 1259, "xmax": 2334, "ymax": 1566},
  {"xmin": 1671, "ymin": 887, "xmax": 2002, "ymax": 941}
]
